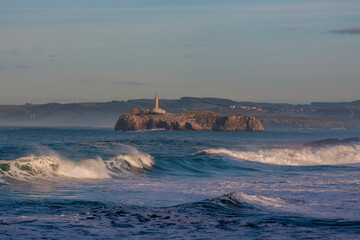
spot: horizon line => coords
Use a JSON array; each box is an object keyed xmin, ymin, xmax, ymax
[{"xmin": 1, "ymin": 97, "xmax": 359, "ymax": 106}]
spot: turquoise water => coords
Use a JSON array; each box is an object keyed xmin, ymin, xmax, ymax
[{"xmin": 1, "ymin": 127, "xmax": 360, "ymax": 239}]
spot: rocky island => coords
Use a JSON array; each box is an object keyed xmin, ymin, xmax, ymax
[
  {"xmin": 115, "ymin": 108, "xmax": 264, "ymax": 131},
  {"xmin": 115, "ymin": 95, "xmax": 264, "ymax": 132}
]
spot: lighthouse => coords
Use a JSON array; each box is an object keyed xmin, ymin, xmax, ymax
[
  {"xmin": 155, "ymin": 94, "xmax": 159, "ymax": 109},
  {"xmin": 152, "ymin": 94, "xmax": 166, "ymax": 114}
]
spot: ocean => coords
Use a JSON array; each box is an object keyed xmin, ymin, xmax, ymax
[{"xmin": 1, "ymin": 127, "xmax": 360, "ymax": 239}]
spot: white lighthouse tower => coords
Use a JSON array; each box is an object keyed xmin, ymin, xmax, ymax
[{"xmin": 152, "ymin": 94, "xmax": 166, "ymax": 114}]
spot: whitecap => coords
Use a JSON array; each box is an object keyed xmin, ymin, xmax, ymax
[
  {"xmin": 107, "ymin": 148, "xmax": 154, "ymax": 170},
  {"xmin": 229, "ymin": 192, "xmax": 295, "ymax": 210},
  {"xmin": 201, "ymin": 144, "xmax": 360, "ymax": 166},
  {"xmin": 0, "ymin": 147, "xmax": 154, "ymax": 183},
  {"xmin": 0, "ymin": 155, "xmax": 110, "ymax": 182}
]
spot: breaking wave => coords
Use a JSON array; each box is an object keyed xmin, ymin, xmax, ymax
[
  {"xmin": 227, "ymin": 192, "xmax": 306, "ymax": 216},
  {"xmin": 201, "ymin": 144, "xmax": 360, "ymax": 166},
  {"xmin": 107, "ymin": 148, "xmax": 154, "ymax": 170},
  {"xmin": 226, "ymin": 191, "xmax": 360, "ymax": 220},
  {"xmin": 0, "ymin": 148, "xmax": 154, "ymax": 183}
]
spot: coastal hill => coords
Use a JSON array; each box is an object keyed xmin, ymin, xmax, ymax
[
  {"xmin": 0, "ymin": 97, "xmax": 359, "ymax": 128},
  {"xmin": 115, "ymin": 108, "xmax": 264, "ymax": 132}
]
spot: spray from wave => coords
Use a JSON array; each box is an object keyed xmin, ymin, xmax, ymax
[
  {"xmin": 107, "ymin": 148, "xmax": 154, "ymax": 171},
  {"xmin": 201, "ymin": 144, "xmax": 360, "ymax": 166},
  {"xmin": 227, "ymin": 191, "xmax": 360, "ymax": 220},
  {"xmin": 0, "ymin": 147, "xmax": 154, "ymax": 183},
  {"xmin": 229, "ymin": 192, "xmax": 297, "ymax": 211},
  {"xmin": 227, "ymin": 192, "xmax": 319, "ymax": 219}
]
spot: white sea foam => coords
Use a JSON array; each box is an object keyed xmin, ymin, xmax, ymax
[
  {"xmin": 135, "ymin": 128, "xmax": 166, "ymax": 132},
  {"xmin": 229, "ymin": 191, "xmax": 360, "ymax": 220},
  {"xmin": 229, "ymin": 192, "xmax": 295, "ymax": 210},
  {"xmin": 0, "ymin": 155, "xmax": 111, "ymax": 182},
  {"xmin": 230, "ymin": 192, "xmax": 313, "ymax": 218},
  {"xmin": 202, "ymin": 144, "xmax": 360, "ymax": 166},
  {"xmin": 0, "ymin": 148, "xmax": 154, "ymax": 183},
  {"xmin": 107, "ymin": 148, "xmax": 154, "ymax": 170}
]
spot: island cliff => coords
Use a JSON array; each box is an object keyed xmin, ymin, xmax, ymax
[{"xmin": 115, "ymin": 108, "xmax": 264, "ymax": 132}]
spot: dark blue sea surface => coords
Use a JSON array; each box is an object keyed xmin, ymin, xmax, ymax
[{"xmin": 1, "ymin": 127, "xmax": 360, "ymax": 239}]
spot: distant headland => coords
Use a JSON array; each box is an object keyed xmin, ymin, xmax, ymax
[
  {"xmin": 0, "ymin": 97, "xmax": 359, "ymax": 128},
  {"xmin": 114, "ymin": 95, "xmax": 264, "ymax": 132}
]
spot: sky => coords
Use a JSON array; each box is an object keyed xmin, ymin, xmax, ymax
[{"xmin": 0, "ymin": 0, "xmax": 359, "ymax": 104}]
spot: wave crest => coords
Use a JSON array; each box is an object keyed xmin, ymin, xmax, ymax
[
  {"xmin": 229, "ymin": 192, "xmax": 292, "ymax": 209},
  {"xmin": 201, "ymin": 144, "xmax": 360, "ymax": 166},
  {"xmin": 0, "ymin": 155, "xmax": 110, "ymax": 181},
  {"xmin": 0, "ymin": 148, "xmax": 154, "ymax": 183},
  {"xmin": 107, "ymin": 149, "xmax": 154, "ymax": 170}
]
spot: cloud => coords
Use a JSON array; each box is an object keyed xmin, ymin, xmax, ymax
[
  {"xmin": 64, "ymin": 80, "xmax": 148, "ymax": 86},
  {"xmin": 111, "ymin": 81, "xmax": 148, "ymax": 86},
  {"xmin": 63, "ymin": 79, "xmax": 101, "ymax": 84},
  {"xmin": 285, "ymin": 26, "xmax": 298, "ymax": 31},
  {"xmin": 49, "ymin": 54, "xmax": 56, "ymax": 62},
  {"xmin": 80, "ymin": 79, "xmax": 101, "ymax": 84},
  {"xmin": 13, "ymin": 65, "xmax": 31, "ymax": 69},
  {"xmin": 328, "ymin": 28, "xmax": 360, "ymax": 35}
]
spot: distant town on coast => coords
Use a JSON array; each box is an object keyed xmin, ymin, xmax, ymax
[{"xmin": 0, "ymin": 97, "xmax": 359, "ymax": 129}]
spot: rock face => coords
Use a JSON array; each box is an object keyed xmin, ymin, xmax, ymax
[{"xmin": 115, "ymin": 108, "xmax": 264, "ymax": 132}]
